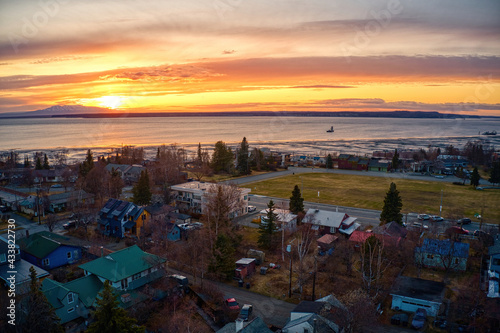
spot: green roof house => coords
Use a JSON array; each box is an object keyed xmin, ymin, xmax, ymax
[
  {"xmin": 41, "ymin": 274, "xmax": 103, "ymax": 324},
  {"xmin": 79, "ymin": 245, "xmax": 166, "ymax": 291}
]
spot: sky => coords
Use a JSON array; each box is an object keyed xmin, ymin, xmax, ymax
[{"xmin": 0, "ymin": 0, "xmax": 499, "ymax": 115}]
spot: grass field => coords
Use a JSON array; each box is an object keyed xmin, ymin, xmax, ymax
[{"xmin": 243, "ymin": 172, "xmax": 500, "ymax": 223}]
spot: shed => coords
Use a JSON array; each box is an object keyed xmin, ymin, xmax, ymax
[
  {"xmin": 317, "ymin": 234, "xmax": 338, "ymax": 251},
  {"xmin": 235, "ymin": 258, "xmax": 256, "ymax": 279},
  {"xmin": 390, "ymin": 276, "xmax": 445, "ymax": 317}
]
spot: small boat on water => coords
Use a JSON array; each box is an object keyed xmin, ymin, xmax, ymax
[
  {"xmin": 482, "ymin": 130, "xmax": 497, "ymax": 136},
  {"xmin": 326, "ymin": 126, "xmax": 334, "ymax": 133}
]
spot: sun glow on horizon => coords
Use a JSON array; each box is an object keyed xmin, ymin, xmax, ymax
[{"xmin": 96, "ymin": 96, "xmax": 125, "ymax": 109}]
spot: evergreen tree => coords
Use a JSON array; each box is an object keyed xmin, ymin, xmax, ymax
[
  {"xmin": 237, "ymin": 137, "xmax": 251, "ymax": 175},
  {"xmin": 391, "ymin": 149, "xmax": 400, "ymax": 170},
  {"xmin": 132, "ymin": 170, "xmax": 152, "ymax": 205},
  {"xmin": 470, "ymin": 167, "xmax": 481, "ymax": 187},
  {"xmin": 87, "ymin": 280, "xmax": 144, "ymax": 333},
  {"xmin": 380, "ymin": 182, "xmax": 403, "ymax": 225},
  {"xmin": 35, "ymin": 156, "xmax": 43, "ymax": 170},
  {"xmin": 211, "ymin": 140, "xmax": 234, "ymax": 174},
  {"xmin": 289, "ymin": 185, "xmax": 304, "ymax": 214},
  {"xmin": 258, "ymin": 200, "xmax": 278, "ymax": 249},
  {"xmin": 24, "ymin": 156, "xmax": 31, "ymax": 168},
  {"xmin": 43, "ymin": 154, "xmax": 50, "ymax": 170},
  {"xmin": 489, "ymin": 161, "xmax": 500, "ymax": 185},
  {"xmin": 80, "ymin": 149, "xmax": 95, "ymax": 177},
  {"xmin": 326, "ymin": 154, "xmax": 333, "ymax": 169},
  {"xmin": 208, "ymin": 233, "xmax": 236, "ymax": 280},
  {"xmin": 18, "ymin": 266, "xmax": 64, "ymax": 333},
  {"xmin": 197, "ymin": 142, "xmax": 203, "ymax": 163}
]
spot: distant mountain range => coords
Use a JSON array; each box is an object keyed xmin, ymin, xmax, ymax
[{"xmin": 0, "ymin": 104, "xmax": 489, "ymax": 119}]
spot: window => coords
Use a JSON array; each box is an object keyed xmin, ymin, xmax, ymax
[
  {"xmin": 67, "ymin": 252, "xmax": 72, "ymax": 259},
  {"xmin": 0, "ymin": 253, "xmax": 6, "ymax": 263},
  {"xmin": 427, "ymin": 254, "xmax": 434, "ymax": 259},
  {"xmin": 67, "ymin": 292, "xmax": 74, "ymax": 304},
  {"xmin": 43, "ymin": 258, "xmax": 50, "ymax": 266},
  {"xmin": 132, "ymin": 273, "xmax": 141, "ymax": 281},
  {"xmin": 67, "ymin": 307, "xmax": 74, "ymax": 313}
]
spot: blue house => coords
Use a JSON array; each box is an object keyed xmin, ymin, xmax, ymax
[
  {"xmin": 98, "ymin": 198, "xmax": 146, "ymax": 238},
  {"xmin": 19, "ymin": 231, "xmax": 82, "ymax": 270},
  {"xmin": 415, "ymin": 238, "xmax": 469, "ymax": 271},
  {"xmin": 166, "ymin": 223, "xmax": 182, "ymax": 242}
]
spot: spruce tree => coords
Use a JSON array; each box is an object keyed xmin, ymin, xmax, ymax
[
  {"xmin": 258, "ymin": 200, "xmax": 278, "ymax": 249},
  {"xmin": 326, "ymin": 154, "xmax": 333, "ymax": 169},
  {"xmin": 43, "ymin": 154, "xmax": 50, "ymax": 170},
  {"xmin": 237, "ymin": 137, "xmax": 250, "ymax": 175},
  {"xmin": 132, "ymin": 170, "xmax": 152, "ymax": 205},
  {"xmin": 208, "ymin": 233, "xmax": 236, "ymax": 280},
  {"xmin": 391, "ymin": 149, "xmax": 400, "ymax": 170},
  {"xmin": 211, "ymin": 141, "xmax": 234, "ymax": 174},
  {"xmin": 289, "ymin": 185, "xmax": 304, "ymax": 214},
  {"xmin": 380, "ymin": 182, "xmax": 403, "ymax": 225},
  {"xmin": 470, "ymin": 167, "xmax": 480, "ymax": 187},
  {"xmin": 18, "ymin": 266, "xmax": 64, "ymax": 333},
  {"xmin": 489, "ymin": 161, "xmax": 500, "ymax": 185},
  {"xmin": 80, "ymin": 149, "xmax": 95, "ymax": 177},
  {"xmin": 87, "ymin": 280, "xmax": 144, "ymax": 333},
  {"xmin": 35, "ymin": 156, "xmax": 43, "ymax": 170}
]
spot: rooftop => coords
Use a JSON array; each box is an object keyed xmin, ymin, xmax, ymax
[{"xmin": 390, "ymin": 276, "xmax": 445, "ymax": 303}]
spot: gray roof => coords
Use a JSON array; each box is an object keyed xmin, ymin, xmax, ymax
[
  {"xmin": 283, "ymin": 313, "xmax": 340, "ymax": 333},
  {"xmin": 217, "ymin": 317, "xmax": 272, "ymax": 333},
  {"xmin": 417, "ymin": 239, "xmax": 469, "ymax": 258},
  {"xmin": 489, "ymin": 237, "xmax": 500, "ymax": 256},
  {"xmin": 390, "ymin": 276, "xmax": 445, "ymax": 303},
  {"xmin": 292, "ymin": 301, "xmax": 326, "ymax": 314}
]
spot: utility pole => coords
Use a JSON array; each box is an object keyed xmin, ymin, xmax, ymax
[
  {"xmin": 36, "ymin": 185, "xmax": 41, "ymax": 225},
  {"xmin": 312, "ymin": 256, "xmax": 317, "ymax": 301},
  {"xmin": 439, "ymin": 189, "xmax": 443, "ymax": 216},
  {"xmin": 287, "ymin": 244, "xmax": 292, "ymax": 298}
]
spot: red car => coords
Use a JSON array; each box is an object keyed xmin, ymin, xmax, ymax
[{"xmin": 225, "ymin": 298, "xmax": 240, "ymax": 311}]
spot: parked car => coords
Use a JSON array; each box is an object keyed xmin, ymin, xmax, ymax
[
  {"xmin": 225, "ymin": 298, "xmax": 240, "ymax": 311},
  {"xmin": 417, "ymin": 214, "xmax": 430, "ymax": 220},
  {"xmin": 62, "ymin": 220, "xmax": 77, "ymax": 229},
  {"xmin": 458, "ymin": 218, "xmax": 472, "ymax": 225},
  {"xmin": 411, "ymin": 308, "xmax": 427, "ymax": 330},
  {"xmin": 238, "ymin": 304, "xmax": 253, "ymax": 321},
  {"xmin": 50, "ymin": 184, "xmax": 63, "ymax": 188},
  {"xmin": 391, "ymin": 313, "xmax": 409, "ymax": 326},
  {"xmin": 248, "ymin": 205, "xmax": 257, "ymax": 212},
  {"xmin": 0, "ymin": 205, "xmax": 10, "ymax": 212},
  {"xmin": 431, "ymin": 215, "xmax": 444, "ymax": 222}
]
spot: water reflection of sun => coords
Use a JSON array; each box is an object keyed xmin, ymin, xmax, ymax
[{"xmin": 97, "ymin": 96, "xmax": 124, "ymax": 109}]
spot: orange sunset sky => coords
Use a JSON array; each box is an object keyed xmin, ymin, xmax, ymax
[{"xmin": 0, "ymin": 0, "xmax": 499, "ymax": 115}]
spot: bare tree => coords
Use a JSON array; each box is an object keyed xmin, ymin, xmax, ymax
[
  {"xmin": 202, "ymin": 183, "xmax": 244, "ymax": 249},
  {"xmin": 295, "ymin": 223, "xmax": 315, "ymax": 295},
  {"xmin": 338, "ymin": 289, "xmax": 378, "ymax": 333},
  {"xmin": 358, "ymin": 236, "xmax": 391, "ymax": 297},
  {"xmin": 44, "ymin": 213, "xmax": 60, "ymax": 232}
]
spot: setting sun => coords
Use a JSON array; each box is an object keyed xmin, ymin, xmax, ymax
[{"xmin": 97, "ymin": 96, "xmax": 124, "ymax": 109}]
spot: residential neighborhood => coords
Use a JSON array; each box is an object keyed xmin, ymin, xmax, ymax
[{"xmin": 0, "ymin": 139, "xmax": 499, "ymax": 333}]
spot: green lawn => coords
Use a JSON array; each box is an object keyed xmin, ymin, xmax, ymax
[{"xmin": 243, "ymin": 173, "xmax": 500, "ymax": 223}]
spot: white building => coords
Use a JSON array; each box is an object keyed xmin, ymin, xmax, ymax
[
  {"xmin": 171, "ymin": 181, "xmax": 251, "ymax": 216},
  {"xmin": 303, "ymin": 209, "xmax": 359, "ymax": 235},
  {"xmin": 259, "ymin": 208, "xmax": 297, "ymax": 231}
]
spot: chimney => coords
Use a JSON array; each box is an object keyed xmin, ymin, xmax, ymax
[
  {"xmin": 100, "ymin": 246, "xmax": 103, "ymax": 257},
  {"xmin": 235, "ymin": 319, "xmax": 244, "ymax": 332}
]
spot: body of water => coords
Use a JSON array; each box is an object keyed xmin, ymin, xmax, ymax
[{"xmin": 1, "ymin": 116, "xmax": 499, "ymax": 161}]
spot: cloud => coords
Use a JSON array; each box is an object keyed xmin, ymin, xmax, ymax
[
  {"xmin": 291, "ymin": 85, "xmax": 356, "ymax": 89},
  {"xmin": 222, "ymin": 50, "xmax": 236, "ymax": 55},
  {"xmin": 30, "ymin": 56, "xmax": 97, "ymax": 64}
]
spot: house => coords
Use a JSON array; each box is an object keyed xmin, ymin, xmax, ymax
[
  {"xmin": 235, "ymin": 258, "xmax": 256, "ymax": 279},
  {"xmin": 33, "ymin": 169, "xmax": 64, "ymax": 183},
  {"xmin": 0, "ymin": 186, "xmax": 29, "ymax": 211},
  {"xmin": 41, "ymin": 274, "xmax": 103, "ymax": 324},
  {"xmin": 47, "ymin": 190, "xmax": 94, "ymax": 213},
  {"xmin": 283, "ymin": 295, "xmax": 348, "ymax": 333},
  {"xmin": 18, "ymin": 196, "xmax": 37, "ymax": 215},
  {"xmin": 166, "ymin": 223, "xmax": 182, "ymax": 242},
  {"xmin": 217, "ymin": 317, "xmax": 272, "ymax": 333},
  {"xmin": 317, "ymin": 234, "xmax": 338, "ymax": 252},
  {"xmin": 19, "ymin": 231, "xmax": 82, "ymax": 270},
  {"xmin": 337, "ymin": 154, "xmax": 351, "ymax": 169},
  {"xmin": 98, "ymin": 198, "xmax": 150, "ymax": 238},
  {"xmin": 167, "ymin": 211, "xmax": 192, "ymax": 225},
  {"xmin": 259, "ymin": 208, "xmax": 297, "ymax": 231},
  {"xmin": 171, "ymin": 181, "xmax": 250, "ymax": 216},
  {"xmin": 487, "ymin": 235, "xmax": 500, "ymax": 298},
  {"xmin": 390, "ymin": 276, "xmax": 445, "ymax": 317},
  {"xmin": 348, "ymin": 230, "xmax": 401, "ymax": 248},
  {"xmin": 145, "ymin": 203, "xmax": 178, "ymax": 222},
  {"xmin": 104, "ymin": 163, "xmax": 145, "ymax": 184},
  {"xmin": 368, "ymin": 160, "xmax": 390, "ymax": 172},
  {"xmin": 79, "ymin": 245, "xmax": 166, "ymax": 291},
  {"xmin": 0, "ymin": 235, "xmax": 49, "ymax": 294},
  {"xmin": 303, "ymin": 209, "xmax": 358, "ymax": 235},
  {"xmin": 373, "ymin": 221, "xmax": 408, "ymax": 239},
  {"xmin": 415, "ymin": 238, "xmax": 469, "ymax": 271}
]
